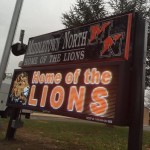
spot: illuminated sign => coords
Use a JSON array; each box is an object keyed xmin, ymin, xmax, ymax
[
  {"xmin": 22, "ymin": 13, "xmax": 132, "ymax": 67},
  {"xmin": 7, "ymin": 12, "xmax": 134, "ymax": 126},
  {"xmin": 7, "ymin": 61, "xmax": 129, "ymax": 125}
]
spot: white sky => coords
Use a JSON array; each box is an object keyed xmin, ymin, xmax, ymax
[
  {"xmin": 0, "ymin": 0, "xmax": 76, "ymax": 73},
  {"xmin": 0, "ymin": 0, "xmax": 149, "ymax": 74}
]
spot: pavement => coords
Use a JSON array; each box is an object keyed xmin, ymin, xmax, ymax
[
  {"xmin": 143, "ymin": 126, "xmax": 150, "ymax": 131},
  {"xmin": 30, "ymin": 112, "xmax": 95, "ymax": 123},
  {"xmin": 31, "ymin": 112, "xmax": 69, "ymax": 118}
]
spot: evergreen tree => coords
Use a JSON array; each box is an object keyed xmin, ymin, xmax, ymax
[
  {"xmin": 62, "ymin": 0, "xmax": 106, "ymax": 28},
  {"xmin": 108, "ymin": 0, "xmax": 150, "ymax": 88},
  {"xmin": 108, "ymin": 0, "xmax": 150, "ymax": 17},
  {"xmin": 61, "ymin": 0, "xmax": 150, "ymax": 88},
  {"xmin": 108, "ymin": 0, "xmax": 134, "ymax": 14}
]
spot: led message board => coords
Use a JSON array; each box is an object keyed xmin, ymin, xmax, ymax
[
  {"xmin": 7, "ymin": 61, "xmax": 129, "ymax": 125},
  {"xmin": 22, "ymin": 13, "xmax": 132, "ymax": 67}
]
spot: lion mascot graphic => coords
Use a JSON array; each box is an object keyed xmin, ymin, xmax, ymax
[{"xmin": 11, "ymin": 72, "xmax": 30, "ymax": 105}]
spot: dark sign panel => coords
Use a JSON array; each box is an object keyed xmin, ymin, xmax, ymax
[
  {"xmin": 22, "ymin": 13, "xmax": 132, "ymax": 67},
  {"xmin": 7, "ymin": 61, "xmax": 129, "ymax": 125},
  {"xmin": 7, "ymin": 12, "xmax": 134, "ymax": 126}
]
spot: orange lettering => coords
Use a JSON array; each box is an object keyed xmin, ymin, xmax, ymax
[
  {"xmin": 32, "ymin": 71, "xmax": 40, "ymax": 84},
  {"xmin": 91, "ymin": 68, "xmax": 100, "ymax": 84},
  {"xmin": 65, "ymin": 72, "xmax": 73, "ymax": 84},
  {"xmin": 28, "ymin": 85, "xmax": 37, "ymax": 106},
  {"xmin": 101, "ymin": 71, "xmax": 112, "ymax": 85},
  {"xmin": 73, "ymin": 69, "xmax": 81, "ymax": 84},
  {"xmin": 39, "ymin": 73, "xmax": 45, "ymax": 84},
  {"xmin": 50, "ymin": 86, "xmax": 64, "ymax": 109},
  {"xmin": 54, "ymin": 73, "xmax": 62, "ymax": 84},
  {"xmin": 67, "ymin": 86, "xmax": 85, "ymax": 112},
  {"xmin": 90, "ymin": 87, "xmax": 108, "ymax": 116},
  {"xmin": 45, "ymin": 73, "xmax": 54, "ymax": 84},
  {"xmin": 40, "ymin": 85, "xmax": 48, "ymax": 107},
  {"xmin": 84, "ymin": 69, "xmax": 91, "ymax": 84}
]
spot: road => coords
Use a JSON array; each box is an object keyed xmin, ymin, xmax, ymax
[{"xmin": 30, "ymin": 112, "xmax": 97, "ymax": 124}]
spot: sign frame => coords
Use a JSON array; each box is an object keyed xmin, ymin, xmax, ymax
[
  {"xmin": 22, "ymin": 12, "xmax": 133, "ymax": 68},
  {"xmin": 127, "ymin": 13, "xmax": 148, "ymax": 150},
  {"xmin": 6, "ymin": 12, "xmax": 148, "ymax": 150}
]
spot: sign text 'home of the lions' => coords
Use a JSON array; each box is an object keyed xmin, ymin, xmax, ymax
[{"xmin": 7, "ymin": 61, "xmax": 129, "ymax": 125}]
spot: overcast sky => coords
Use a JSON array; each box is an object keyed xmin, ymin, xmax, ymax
[{"xmin": 0, "ymin": 0, "xmax": 76, "ymax": 73}]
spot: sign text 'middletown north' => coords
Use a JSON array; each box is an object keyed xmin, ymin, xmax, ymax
[{"xmin": 23, "ymin": 13, "xmax": 132, "ymax": 67}]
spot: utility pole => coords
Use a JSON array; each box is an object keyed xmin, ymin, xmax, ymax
[
  {"xmin": 0, "ymin": 0, "xmax": 24, "ymax": 140},
  {"xmin": 0, "ymin": 0, "xmax": 24, "ymax": 88}
]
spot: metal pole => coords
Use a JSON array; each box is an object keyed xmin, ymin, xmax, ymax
[
  {"xmin": 0, "ymin": 0, "xmax": 24, "ymax": 88},
  {"xmin": 128, "ymin": 14, "xmax": 148, "ymax": 150}
]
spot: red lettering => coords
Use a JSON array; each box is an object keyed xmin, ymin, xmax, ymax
[
  {"xmin": 89, "ymin": 22, "xmax": 111, "ymax": 43},
  {"xmin": 101, "ymin": 33, "xmax": 122, "ymax": 55}
]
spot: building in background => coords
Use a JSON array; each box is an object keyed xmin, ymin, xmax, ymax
[{"xmin": 143, "ymin": 107, "xmax": 150, "ymax": 126}]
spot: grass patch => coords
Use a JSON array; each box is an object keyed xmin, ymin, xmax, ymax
[
  {"xmin": 25, "ymin": 120, "xmax": 129, "ymax": 150},
  {"xmin": 0, "ymin": 118, "xmax": 150, "ymax": 150}
]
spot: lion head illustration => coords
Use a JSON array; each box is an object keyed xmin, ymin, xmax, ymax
[{"xmin": 11, "ymin": 72, "xmax": 30, "ymax": 105}]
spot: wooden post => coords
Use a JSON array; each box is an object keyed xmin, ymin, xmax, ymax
[{"xmin": 128, "ymin": 13, "xmax": 148, "ymax": 150}]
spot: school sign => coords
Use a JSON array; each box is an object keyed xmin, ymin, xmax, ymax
[
  {"xmin": 7, "ymin": 12, "xmax": 139, "ymax": 126},
  {"xmin": 22, "ymin": 13, "xmax": 132, "ymax": 67}
]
